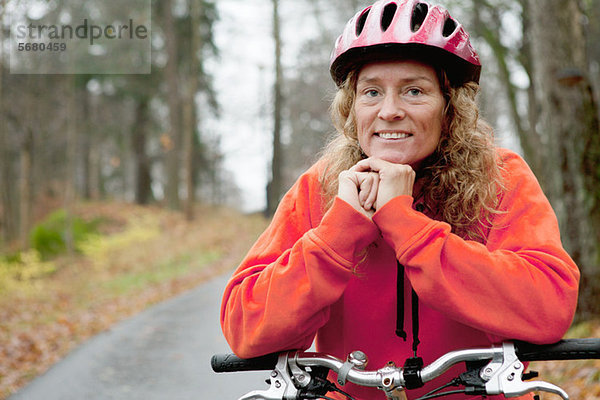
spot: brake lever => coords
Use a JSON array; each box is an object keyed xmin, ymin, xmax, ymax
[
  {"xmin": 484, "ymin": 342, "xmax": 569, "ymax": 399},
  {"xmin": 238, "ymin": 352, "xmax": 299, "ymax": 400}
]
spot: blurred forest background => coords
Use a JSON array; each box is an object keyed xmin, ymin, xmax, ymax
[
  {"xmin": 1, "ymin": 0, "xmax": 600, "ymax": 397},
  {"xmin": 1, "ymin": 0, "xmax": 600, "ymax": 335}
]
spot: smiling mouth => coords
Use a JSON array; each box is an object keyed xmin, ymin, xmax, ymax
[{"xmin": 376, "ymin": 132, "xmax": 412, "ymax": 139}]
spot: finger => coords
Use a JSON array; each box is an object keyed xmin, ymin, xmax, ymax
[
  {"xmin": 337, "ymin": 171, "xmax": 376, "ymax": 219},
  {"xmin": 364, "ymin": 173, "xmax": 379, "ymax": 210},
  {"xmin": 354, "ymin": 157, "xmax": 393, "ymax": 173},
  {"xmin": 359, "ymin": 172, "xmax": 375, "ymax": 209},
  {"xmin": 337, "ymin": 171, "xmax": 359, "ymax": 200},
  {"xmin": 352, "ymin": 160, "xmax": 371, "ymax": 173},
  {"xmin": 375, "ymin": 166, "xmax": 416, "ymax": 208},
  {"xmin": 349, "ymin": 163, "xmax": 368, "ymax": 173},
  {"xmin": 358, "ymin": 173, "xmax": 373, "ymax": 206},
  {"xmin": 338, "ymin": 170, "xmax": 359, "ymax": 187}
]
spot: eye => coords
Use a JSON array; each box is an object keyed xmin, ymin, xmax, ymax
[
  {"xmin": 365, "ymin": 89, "xmax": 380, "ymax": 97},
  {"xmin": 407, "ymin": 88, "xmax": 422, "ymax": 96}
]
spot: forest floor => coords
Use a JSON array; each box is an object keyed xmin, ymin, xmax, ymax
[
  {"xmin": 0, "ymin": 202, "xmax": 269, "ymax": 399},
  {"xmin": 0, "ymin": 201, "xmax": 598, "ymax": 399}
]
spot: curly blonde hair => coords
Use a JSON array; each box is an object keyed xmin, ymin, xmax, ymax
[{"xmin": 319, "ymin": 65, "xmax": 504, "ymax": 241}]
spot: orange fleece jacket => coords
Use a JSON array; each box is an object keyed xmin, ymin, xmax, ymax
[{"xmin": 220, "ymin": 149, "xmax": 580, "ymax": 400}]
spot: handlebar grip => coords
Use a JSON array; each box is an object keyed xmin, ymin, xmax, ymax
[
  {"xmin": 515, "ymin": 338, "xmax": 600, "ymax": 361},
  {"xmin": 211, "ymin": 353, "xmax": 279, "ymax": 373}
]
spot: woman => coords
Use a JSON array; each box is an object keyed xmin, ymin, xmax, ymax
[{"xmin": 220, "ymin": 1, "xmax": 580, "ymax": 399}]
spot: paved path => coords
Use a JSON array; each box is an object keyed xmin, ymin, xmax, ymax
[{"xmin": 9, "ymin": 273, "xmax": 267, "ymax": 400}]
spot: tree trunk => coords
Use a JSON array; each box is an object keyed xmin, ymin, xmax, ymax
[
  {"xmin": 88, "ymin": 145, "xmax": 101, "ymax": 201},
  {"xmin": 18, "ymin": 128, "xmax": 33, "ymax": 249},
  {"xmin": 80, "ymin": 88, "xmax": 92, "ymax": 199},
  {"xmin": 528, "ymin": 0, "xmax": 600, "ymax": 318},
  {"xmin": 64, "ymin": 76, "xmax": 78, "ymax": 255},
  {"xmin": 0, "ymin": 121, "xmax": 13, "ymax": 244},
  {"xmin": 88, "ymin": 95, "xmax": 101, "ymax": 201},
  {"xmin": 183, "ymin": 0, "xmax": 203, "ymax": 221},
  {"xmin": 163, "ymin": 0, "xmax": 182, "ymax": 210},
  {"xmin": 266, "ymin": 0, "xmax": 284, "ymax": 217},
  {"xmin": 472, "ymin": 0, "xmax": 543, "ymax": 175},
  {"xmin": 132, "ymin": 97, "xmax": 152, "ymax": 204},
  {"xmin": 518, "ymin": 0, "xmax": 543, "ymax": 173},
  {"xmin": 0, "ymin": 0, "xmax": 15, "ymax": 245}
]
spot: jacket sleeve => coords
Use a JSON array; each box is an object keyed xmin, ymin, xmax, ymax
[
  {"xmin": 371, "ymin": 151, "xmax": 580, "ymax": 344},
  {"xmin": 220, "ymin": 167, "xmax": 380, "ymax": 358}
]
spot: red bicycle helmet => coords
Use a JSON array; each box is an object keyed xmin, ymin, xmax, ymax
[{"xmin": 330, "ymin": 0, "xmax": 481, "ymax": 87}]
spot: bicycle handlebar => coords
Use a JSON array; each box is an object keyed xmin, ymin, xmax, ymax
[
  {"xmin": 211, "ymin": 338, "xmax": 600, "ymax": 372},
  {"xmin": 514, "ymin": 338, "xmax": 600, "ymax": 361},
  {"xmin": 211, "ymin": 352, "xmax": 279, "ymax": 373},
  {"xmin": 211, "ymin": 339, "xmax": 600, "ymax": 400}
]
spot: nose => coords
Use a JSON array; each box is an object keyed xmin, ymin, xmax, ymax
[{"xmin": 377, "ymin": 94, "xmax": 406, "ymax": 121}]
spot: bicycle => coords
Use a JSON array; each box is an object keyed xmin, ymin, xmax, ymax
[{"xmin": 211, "ymin": 338, "xmax": 600, "ymax": 400}]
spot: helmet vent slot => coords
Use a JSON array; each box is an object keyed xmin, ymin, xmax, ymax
[
  {"xmin": 442, "ymin": 17, "xmax": 457, "ymax": 37},
  {"xmin": 411, "ymin": 3, "xmax": 428, "ymax": 32},
  {"xmin": 381, "ymin": 3, "xmax": 398, "ymax": 32},
  {"xmin": 356, "ymin": 8, "xmax": 371, "ymax": 36}
]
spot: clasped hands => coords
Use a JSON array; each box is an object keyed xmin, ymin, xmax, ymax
[{"xmin": 338, "ymin": 158, "xmax": 416, "ymax": 218}]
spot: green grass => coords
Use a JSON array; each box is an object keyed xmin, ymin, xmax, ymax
[{"xmin": 101, "ymin": 250, "xmax": 222, "ymax": 295}]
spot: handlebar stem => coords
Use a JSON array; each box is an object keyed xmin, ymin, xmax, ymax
[{"xmin": 295, "ymin": 352, "xmax": 387, "ymax": 387}]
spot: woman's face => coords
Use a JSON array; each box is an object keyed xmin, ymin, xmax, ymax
[{"xmin": 353, "ymin": 60, "xmax": 446, "ymax": 169}]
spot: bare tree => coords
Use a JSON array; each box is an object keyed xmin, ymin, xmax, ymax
[
  {"xmin": 18, "ymin": 126, "xmax": 33, "ymax": 249},
  {"xmin": 183, "ymin": 0, "xmax": 203, "ymax": 221},
  {"xmin": 0, "ymin": 0, "xmax": 10, "ymax": 243},
  {"xmin": 163, "ymin": 0, "xmax": 183, "ymax": 210},
  {"xmin": 528, "ymin": 0, "xmax": 600, "ymax": 318},
  {"xmin": 132, "ymin": 96, "xmax": 152, "ymax": 204},
  {"xmin": 266, "ymin": 0, "xmax": 284, "ymax": 217},
  {"xmin": 64, "ymin": 76, "xmax": 79, "ymax": 254}
]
